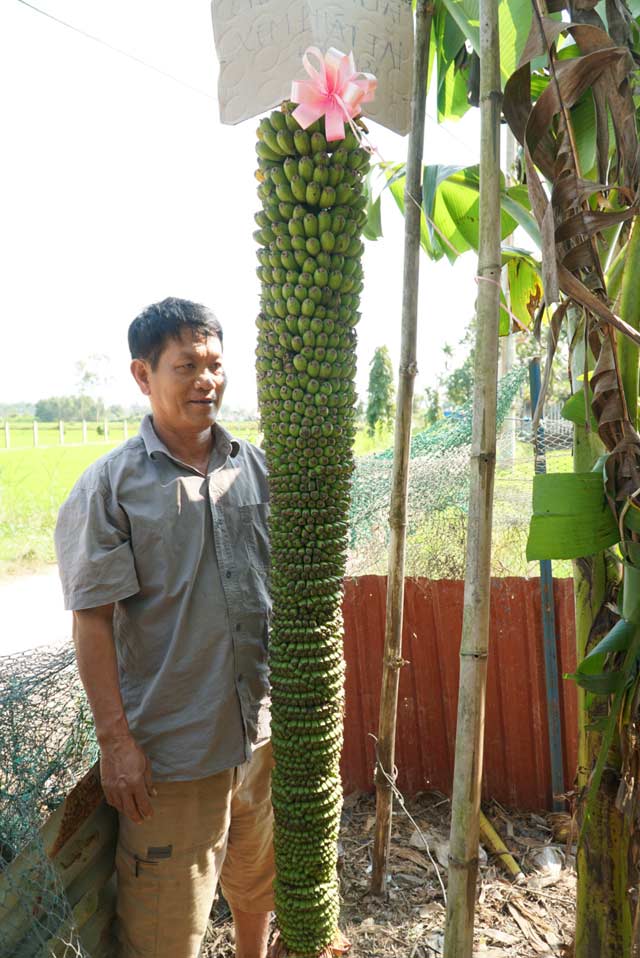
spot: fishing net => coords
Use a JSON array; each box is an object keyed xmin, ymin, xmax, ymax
[
  {"xmin": 0, "ymin": 644, "xmax": 100, "ymax": 957},
  {"xmin": 0, "ymin": 362, "xmax": 573, "ymax": 955}
]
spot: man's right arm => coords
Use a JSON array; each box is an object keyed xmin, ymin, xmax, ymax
[{"xmin": 74, "ymin": 604, "xmax": 154, "ymax": 825}]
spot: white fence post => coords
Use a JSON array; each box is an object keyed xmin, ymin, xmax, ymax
[
  {"xmin": 123, "ymin": 419, "xmax": 128, "ymax": 440},
  {"xmin": 4, "ymin": 422, "xmax": 10, "ymax": 449},
  {"xmin": 33, "ymin": 421, "xmax": 38, "ymax": 447},
  {"xmin": 58, "ymin": 420, "xmax": 64, "ymax": 445},
  {"xmin": 104, "ymin": 419, "xmax": 109, "ymax": 441},
  {"xmin": 82, "ymin": 420, "xmax": 87, "ymax": 443}
]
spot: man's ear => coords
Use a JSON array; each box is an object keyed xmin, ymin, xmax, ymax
[{"xmin": 130, "ymin": 359, "xmax": 151, "ymax": 396}]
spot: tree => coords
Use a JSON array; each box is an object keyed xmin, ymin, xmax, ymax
[
  {"xmin": 75, "ymin": 353, "xmax": 113, "ymax": 422},
  {"xmin": 423, "ymin": 387, "xmax": 442, "ymax": 426},
  {"xmin": 499, "ymin": 8, "xmax": 640, "ymax": 956},
  {"xmin": 445, "ymin": 350, "xmax": 475, "ymax": 408},
  {"xmin": 439, "ymin": 319, "xmax": 571, "ymax": 413},
  {"xmin": 33, "ymin": 396, "xmax": 138, "ymax": 422},
  {"xmin": 0, "ymin": 402, "xmax": 34, "ymax": 418},
  {"xmin": 35, "ymin": 395, "xmax": 99, "ymax": 422},
  {"xmin": 366, "ymin": 346, "xmax": 395, "ymax": 435}
]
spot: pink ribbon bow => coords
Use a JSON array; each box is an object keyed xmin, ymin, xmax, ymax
[{"xmin": 290, "ymin": 47, "xmax": 377, "ymax": 143}]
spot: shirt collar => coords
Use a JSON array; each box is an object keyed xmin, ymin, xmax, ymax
[{"xmin": 140, "ymin": 414, "xmax": 240, "ymax": 462}]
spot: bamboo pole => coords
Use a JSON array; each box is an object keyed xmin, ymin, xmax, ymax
[
  {"xmin": 442, "ymin": 0, "xmax": 502, "ymax": 953},
  {"xmin": 497, "ymin": 128, "xmax": 516, "ymax": 468},
  {"xmin": 479, "ymin": 810, "xmax": 523, "ymax": 883},
  {"xmin": 370, "ymin": 0, "xmax": 433, "ymax": 897}
]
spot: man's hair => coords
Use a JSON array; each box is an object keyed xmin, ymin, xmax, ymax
[{"xmin": 128, "ymin": 298, "xmax": 224, "ymax": 369}]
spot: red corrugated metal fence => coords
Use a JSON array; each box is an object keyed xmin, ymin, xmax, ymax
[{"xmin": 340, "ymin": 576, "xmax": 577, "ymax": 811}]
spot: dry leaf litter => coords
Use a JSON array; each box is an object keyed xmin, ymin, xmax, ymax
[{"xmin": 204, "ymin": 791, "xmax": 576, "ymax": 957}]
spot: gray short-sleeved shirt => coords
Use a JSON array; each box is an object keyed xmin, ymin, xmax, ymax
[{"xmin": 54, "ymin": 415, "xmax": 271, "ymax": 781}]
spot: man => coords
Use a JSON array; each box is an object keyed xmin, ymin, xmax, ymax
[{"xmin": 55, "ymin": 298, "xmax": 274, "ymax": 958}]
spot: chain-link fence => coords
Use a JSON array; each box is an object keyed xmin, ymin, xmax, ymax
[{"xmin": 347, "ymin": 365, "xmax": 573, "ymax": 580}]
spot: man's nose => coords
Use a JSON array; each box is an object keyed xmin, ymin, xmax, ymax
[{"xmin": 196, "ymin": 370, "xmax": 216, "ymax": 391}]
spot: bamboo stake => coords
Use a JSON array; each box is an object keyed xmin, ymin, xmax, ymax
[
  {"xmin": 479, "ymin": 810, "xmax": 523, "ymax": 883},
  {"xmin": 442, "ymin": 0, "xmax": 502, "ymax": 953},
  {"xmin": 370, "ymin": 0, "xmax": 433, "ymax": 897}
]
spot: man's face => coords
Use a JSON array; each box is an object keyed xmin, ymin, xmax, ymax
[{"xmin": 131, "ymin": 330, "xmax": 226, "ymax": 433}]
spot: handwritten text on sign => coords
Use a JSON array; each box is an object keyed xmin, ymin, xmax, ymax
[{"xmin": 211, "ymin": 0, "xmax": 414, "ymax": 135}]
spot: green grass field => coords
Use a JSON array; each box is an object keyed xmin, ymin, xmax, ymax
[
  {"xmin": 0, "ymin": 421, "xmax": 392, "ymax": 575},
  {"xmin": 0, "ymin": 420, "xmax": 572, "ymax": 579},
  {"xmin": 0, "ymin": 444, "xmax": 127, "ymax": 573}
]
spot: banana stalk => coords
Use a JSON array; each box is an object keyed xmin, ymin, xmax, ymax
[{"xmin": 254, "ymin": 104, "xmax": 369, "ymax": 958}]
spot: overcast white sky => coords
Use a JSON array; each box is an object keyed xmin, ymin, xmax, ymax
[{"xmin": 1, "ymin": 0, "xmax": 482, "ymax": 413}]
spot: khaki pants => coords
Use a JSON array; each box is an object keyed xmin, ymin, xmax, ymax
[{"xmin": 115, "ymin": 743, "xmax": 275, "ymax": 958}]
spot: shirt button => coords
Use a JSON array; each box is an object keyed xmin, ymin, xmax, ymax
[{"xmin": 226, "ymin": 570, "xmax": 232, "ymax": 579}]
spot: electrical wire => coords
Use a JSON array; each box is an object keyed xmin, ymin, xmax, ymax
[{"xmin": 14, "ymin": 0, "xmax": 217, "ymax": 101}]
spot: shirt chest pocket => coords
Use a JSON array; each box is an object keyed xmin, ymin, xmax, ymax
[
  {"xmin": 219, "ymin": 502, "xmax": 271, "ymax": 611},
  {"xmin": 224, "ymin": 503, "xmax": 270, "ymax": 571}
]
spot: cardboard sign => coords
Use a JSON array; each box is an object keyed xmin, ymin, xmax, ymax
[{"xmin": 211, "ymin": 0, "xmax": 414, "ymax": 135}]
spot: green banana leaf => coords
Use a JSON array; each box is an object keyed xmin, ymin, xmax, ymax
[
  {"xmin": 423, "ymin": 164, "xmax": 465, "ymax": 250},
  {"xmin": 503, "ymin": 248, "xmax": 543, "ymax": 329},
  {"xmin": 567, "ymin": 618, "xmax": 637, "ymax": 695},
  {"xmin": 377, "ymin": 164, "xmax": 537, "ymax": 264},
  {"xmin": 571, "ymin": 671, "xmax": 628, "ymax": 694},
  {"xmin": 362, "ymin": 171, "xmax": 383, "ymax": 242},
  {"xmin": 439, "ymin": 0, "xmax": 533, "ymax": 90},
  {"xmin": 433, "ymin": 5, "xmax": 471, "ymax": 122},
  {"xmin": 561, "ymin": 389, "xmax": 598, "ymax": 430},
  {"xmin": 527, "ymin": 472, "xmax": 620, "ymax": 560},
  {"xmin": 364, "ymin": 165, "xmax": 542, "ymax": 335},
  {"xmin": 582, "ymin": 617, "xmax": 636, "ymax": 665},
  {"xmin": 582, "ymin": 625, "xmax": 640, "ymax": 834},
  {"xmin": 501, "ymin": 186, "xmax": 542, "ymax": 247},
  {"xmin": 436, "ymin": 167, "xmax": 514, "ymax": 259}
]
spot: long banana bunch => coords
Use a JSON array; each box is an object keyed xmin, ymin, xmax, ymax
[{"xmin": 254, "ymin": 103, "xmax": 369, "ymax": 957}]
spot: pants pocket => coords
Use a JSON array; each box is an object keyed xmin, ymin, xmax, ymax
[{"xmin": 116, "ymin": 844, "xmax": 161, "ymax": 957}]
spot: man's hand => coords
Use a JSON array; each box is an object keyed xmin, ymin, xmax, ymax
[
  {"xmin": 100, "ymin": 734, "xmax": 155, "ymax": 825},
  {"xmin": 72, "ymin": 604, "xmax": 155, "ymax": 826}
]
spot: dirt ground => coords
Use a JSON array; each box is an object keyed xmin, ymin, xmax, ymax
[{"xmin": 204, "ymin": 791, "xmax": 576, "ymax": 957}]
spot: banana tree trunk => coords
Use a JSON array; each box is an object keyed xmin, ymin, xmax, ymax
[
  {"xmin": 575, "ymin": 759, "xmax": 632, "ymax": 956},
  {"xmin": 575, "ymin": 225, "xmax": 640, "ymax": 958},
  {"xmin": 443, "ymin": 0, "xmax": 501, "ymax": 953},
  {"xmin": 618, "ymin": 219, "xmax": 640, "ymax": 432},
  {"xmin": 568, "ymin": 308, "xmax": 607, "ymax": 784},
  {"xmin": 570, "ymin": 324, "xmax": 631, "ymax": 958}
]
